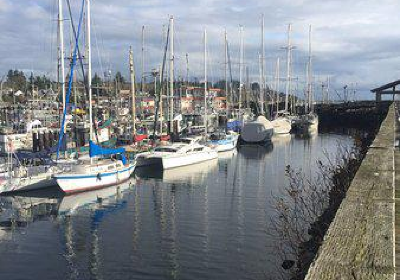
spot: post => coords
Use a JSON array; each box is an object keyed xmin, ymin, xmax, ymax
[{"xmin": 129, "ymin": 47, "xmax": 136, "ymax": 136}]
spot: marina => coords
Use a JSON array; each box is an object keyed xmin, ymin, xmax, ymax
[
  {"xmin": 0, "ymin": 0, "xmax": 400, "ymax": 279},
  {"xmin": 0, "ymin": 131, "xmax": 356, "ymax": 280}
]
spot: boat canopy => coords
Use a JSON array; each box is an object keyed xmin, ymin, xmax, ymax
[{"xmin": 89, "ymin": 141, "xmax": 127, "ymax": 165}]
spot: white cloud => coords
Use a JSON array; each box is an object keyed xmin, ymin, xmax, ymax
[{"xmin": 0, "ymin": 0, "xmax": 399, "ymax": 97}]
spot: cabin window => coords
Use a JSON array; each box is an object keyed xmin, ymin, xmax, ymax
[
  {"xmin": 154, "ymin": 147, "xmax": 177, "ymax": 153},
  {"xmin": 186, "ymin": 149, "xmax": 193, "ymax": 153},
  {"xmin": 108, "ymin": 165, "xmax": 115, "ymax": 170},
  {"xmin": 176, "ymin": 139, "xmax": 192, "ymax": 144},
  {"xmin": 193, "ymin": 147, "xmax": 203, "ymax": 152}
]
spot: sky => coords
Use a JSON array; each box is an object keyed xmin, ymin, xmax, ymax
[{"xmin": 1, "ymin": 0, "xmax": 400, "ymax": 100}]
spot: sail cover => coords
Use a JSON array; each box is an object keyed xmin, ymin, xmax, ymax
[{"xmin": 89, "ymin": 141, "xmax": 127, "ymax": 165}]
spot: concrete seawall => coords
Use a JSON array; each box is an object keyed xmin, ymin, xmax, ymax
[{"xmin": 305, "ymin": 104, "xmax": 395, "ymax": 279}]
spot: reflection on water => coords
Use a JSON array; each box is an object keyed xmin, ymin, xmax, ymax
[{"xmin": 0, "ymin": 132, "xmax": 354, "ymax": 280}]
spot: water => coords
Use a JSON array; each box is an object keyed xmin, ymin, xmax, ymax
[{"xmin": 0, "ymin": 132, "xmax": 354, "ymax": 280}]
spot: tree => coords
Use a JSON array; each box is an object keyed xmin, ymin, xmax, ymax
[
  {"xmin": 92, "ymin": 73, "xmax": 102, "ymax": 86},
  {"xmin": 6, "ymin": 69, "xmax": 27, "ymax": 91},
  {"xmin": 115, "ymin": 71, "xmax": 126, "ymax": 85}
]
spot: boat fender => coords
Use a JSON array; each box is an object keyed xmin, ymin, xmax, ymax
[{"xmin": 97, "ymin": 173, "xmax": 102, "ymax": 181}]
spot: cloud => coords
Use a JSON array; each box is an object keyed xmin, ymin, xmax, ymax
[{"xmin": 0, "ymin": 0, "xmax": 399, "ymax": 99}]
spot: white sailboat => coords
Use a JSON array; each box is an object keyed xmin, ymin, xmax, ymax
[
  {"xmin": 240, "ymin": 17, "xmax": 274, "ymax": 144},
  {"xmin": 52, "ymin": 0, "xmax": 135, "ymax": 194},
  {"xmin": 271, "ymin": 24, "xmax": 293, "ymax": 135},
  {"xmin": 293, "ymin": 25, "xmax": 319, "ymax": 133},
  {"xmin": 271, "ymin": 57, "xmax": 291, "ymax": 135},
  {"xmin": 0, "ymin": 0, "xmax": 67, "ymax": 194},
  {"xmin": 0, "ymin": 150, "xmax": 61, "ymax": 193}
]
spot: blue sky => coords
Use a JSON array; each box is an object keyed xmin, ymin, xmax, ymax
[{"xmin": 1, "ymin": 0, "xmax": 400, "ymax": 100}]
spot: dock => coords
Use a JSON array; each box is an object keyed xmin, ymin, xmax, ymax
[{"xmin": 305, "ymin": 103, "xmax": 396, "ymax": 279}]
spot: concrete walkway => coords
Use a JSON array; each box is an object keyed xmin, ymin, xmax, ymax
[{"xmin": 306, "ymin": 104, "xmax": 395, "ymax": 279}]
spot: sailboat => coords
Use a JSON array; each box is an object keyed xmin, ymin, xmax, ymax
[
  {"xmin": 205, "ymin": 28, "xmax": 239, "ymax": 151},
  {"xmin": 292, "ymin": 25, "xmax": 319, "ymax": 133},
  {"xmin": 0, "ymin": 0, "xmax": 68, "ymax": 194},
  {"xmin": 52, "ymin": 0, "xmax": 135, "ymax": 194},
  {"xmin": 271, "ymin": 24, "xmax": 294, "ymax": 135},
  {"xmin": 240, "ymin": 18, "xmax": 274, "ymax": 144}
]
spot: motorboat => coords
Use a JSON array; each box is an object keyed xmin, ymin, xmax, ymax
[
  {"xmin": 135, "ymin": 137, "xmax": 218, "ymax": 169},
  {"xmin": 207, "ymin": 132, "xmax": 239, "ymax": 152},
  {"xmin": 240, "ymin": 116, "xmax": 274, "ymax": 144}
]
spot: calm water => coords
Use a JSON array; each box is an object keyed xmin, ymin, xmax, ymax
[{"xmin": 0, "ymin": 132, "xmax": 354, "ymax": 280}]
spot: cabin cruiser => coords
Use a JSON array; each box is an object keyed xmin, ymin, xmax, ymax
[
  {"xmin": 240, "ymin": 116, "xmax": 274, "ymax": 144},
  {"xmin": 135, "ymin": 137, "xmax": 218, "ymax": 169}
]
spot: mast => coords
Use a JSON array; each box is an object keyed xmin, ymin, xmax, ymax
[
  {"xmin": 246, "ymin": 65, "xmax": 249, "ymax": 109},
  {"xmin": 284, "ymin": 24, "xmax": 292, "ymax": 113},
  {"xmin": 275, "ymin": 57, "xmax": 280, "ymax": 113},
  {"xmin": 141, "ymin": 25, "xmax": 145, "ymax": 93},
  {"xmin": 169, "ymin": 16, "xmax": 174, "ymax": 129},
  {"xmin": 307, "ymin": 25, "xmax": 312, "ymax": 113},
  {"xmin": 204, "ymin": 29, "xmax": 208, "ymax": 135},
  {"xmin": 327, "ymin": 76, "xmax": 330, "ymax": 104},
  {"xmin": 86, "ymin": 0, "xmax": 93, "ymax": 151},
  {"xmin": 239, "ymin": 25, "xmax": 244, "ymax": 115},
  {"xmin": 185, "ymin": 53, "xmax": 189, "ymax": 86},
  {"xmin": 129, "ymin": 47, "xmax": 136, "ymax": 136},
  {"xmin": 224, "ymin": 29, "xmax": 229, "ymax": 116},
  {"xmin": 260, "ymin": 14, "xmax": 265, "ymax": 115},
  {"xmin": 58, "ymin": 0, "xmax": 66, "ymax": 111}
]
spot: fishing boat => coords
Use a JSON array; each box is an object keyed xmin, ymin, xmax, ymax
[
  {"xmin": 135, "ymin": 137, "xmax": 218, "ymax": 169},
  {"xmin": 240, "ymin": 116, "xmax": 274, "ymax": 144}
]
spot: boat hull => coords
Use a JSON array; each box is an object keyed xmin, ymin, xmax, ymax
[
  {"xmin": 209, "ymin": 135, "xmax": 239, "ymax": 152},
  {"xmin": 136, "ymin": 151, "xmax": 218, "ymax": 170},
  {"xmin": 240, "ymin": 116, "xmax": 274, "ymax": 144},
  {"xmin": 271, "ymin": 117, "xmax": 292, "ymax": 135},
  {"xmin": 1, "ymin": 176, "xmax": 57, "ymax": 194},
  {"xmin": 54, "ymin": 165, "xmax": 135, "ymax": 194}
]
